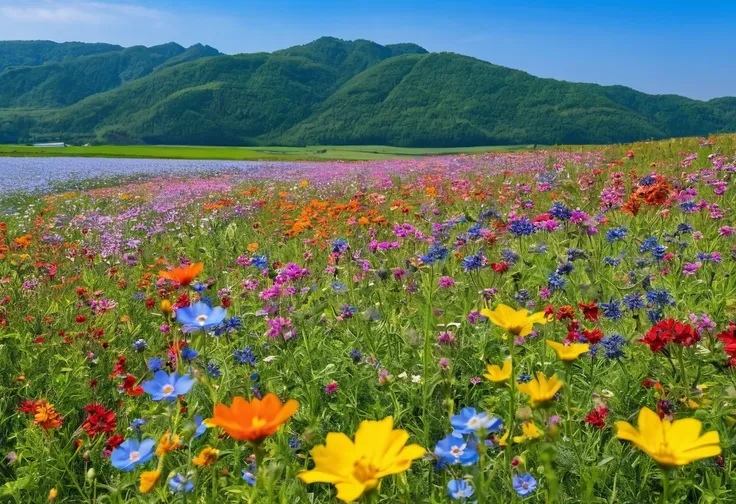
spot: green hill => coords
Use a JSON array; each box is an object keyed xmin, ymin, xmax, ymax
[{"xmin": 0, "ymin": 37, "xmax": 733, "ymax": 146}]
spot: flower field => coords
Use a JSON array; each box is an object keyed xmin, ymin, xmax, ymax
[{"xmin": 1, "ymin": 135, "xmax": 736, "ymax": 503}]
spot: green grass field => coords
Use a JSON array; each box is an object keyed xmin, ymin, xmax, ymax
[{"xmin": 0, "ymin": 143, "xmax": 542, "ymax": 161}]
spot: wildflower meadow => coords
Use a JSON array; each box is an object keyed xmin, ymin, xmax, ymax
[{"xmin": 1, "ymin": 135, "xmax": 736, "ymax": 503}]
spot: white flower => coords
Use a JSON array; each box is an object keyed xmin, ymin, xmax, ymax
[
  {"xmin": 397, "ymin": 372, "xmax": 408, "ymax": 380},
  {"xmin": 411, "ymin": 375, "xmax": 422, "ymax": 383},
  {"xmin": 263, "ymin": 355, "xmax": 277, "ymax": 363}
]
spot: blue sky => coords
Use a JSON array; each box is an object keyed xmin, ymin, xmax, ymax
[{"xmin": 0, "ymin": 0, "xmax": 734, "ymax": 100}]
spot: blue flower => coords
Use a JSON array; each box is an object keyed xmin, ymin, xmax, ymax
[
  {"xmin": 207, "ymin": 362, "xmax": 222, "ymax": 378},
  {"xmin": 600, "ymin": 334, "xmax": 627, "ymax": 359},
  {"xmin": 623, "ymin": 293, "xmax": 645, "ymax": 311},
  {"xmin": 605, "ymin": 227, "xmax": 628, "ymax": 244},
  {"xmin": 647, "ymin": 289, "xmax": 675, "ymax": 307},
  {"xmin": 500, "ymin": 248, "xmax": 519, "ymax": 264},
  {"xmin": 509, "ymin": 217, "xmax": 535, "ymax": 237},
  {"xmin": 420, "ymin": 242, "xmax": 450, "ymax": 264},
  {"xmin": 133, "ymin": 339, "xmax": 147, "ymax": 352},
  {"xmin": 557, "ymin": 262, "xmax": 574, "ymax": 275},
  {"xmin": 451, "ymin": 407, "xmax": 503, "ymax": 435},
  {"xmin": 603, "ymin": 256, "xmax": 621, "ymax": 267},
  {"xmin": 639, "ymin": 237, "xmax": 658, "ymax": 253},
  {"xmin": 192, "ymin": 282, "xmax": 207, "ymax": 293},
  {"xmin": 242, "ymin": 469, "xmax": 256, "ymax": 486},
  {"xmin": 110, "ymin": 438, "xmax": 155, "ymax": 471},
  {"xmin": 251, "ymin": 254, "xmax": 269, "ymax": 270},
  {"xmin": 651, "ymin": 245, "xmax": 667, "ymax": 261},
  {"xmin": 676, "ymin": 223, "xmax": 693, "ymax": 235},
  {"xmin": 193, "ymin": 415, "xmax": 207, "ymax": 439},
  {"xmin": 174, "ymin": 302, "xmax": 227, "ymax": 332},
  {"xmin": 448, "ymin": 479, "xmax": 475, "ymax": 500},
  {"xmin": 600, "ymin": 298, "xmax": 623, "ymax": 321},
  {"xmin": 566, "ymin": 248, "xmax": 587, "ymax": 262},
  {"xmin": 180, "ymin": 347, "xmax": 198, "ymax": 361},
  {"xmin": 350, "ymin": 348, "xmax": 362, "ymax": 363},
  {"xmin": 513, "ymin": 473, "xmax": 538, "ymax": 497},
  {"xmin": 462, "ymin": 251, "xmax": 485, "ymax": 272},
  {"xmin": 434, "ymin": 434, "xmax": 478, "ymax": 466},
  {"xmin": 332, "ymin": 239, "xmax": 349, "ymax": 254},
  {"xmin": 169, "ymin": 473, "xmax": 194, "ymax": 494},
  {"xmin": 131, "ymin": 418, "xmax": 147, "ymax": 431},
  {"xmin": 547, "ymin": 272, "xmax": 566, "ymax": 292},
  {"xmin": 147, "ymin": 357, "xmax": 163, "ymax": 372},
  {"xmin": 330, "ymin": 281, "xmax": 348, "ymax": 294},
  {"xmin": 517, "ymin": 372, "xmax": 532, "ymax": 383},
  {"xmin": 550, "ymin": 202, "xmax": 572, "ymax": 221},
  {"xmin": 233, "ymin": 346, "xmax": 257, "ymax": 366},
  {"xmin": 141, "ymin": 370, "xmax": 195, "ymax": 401}
]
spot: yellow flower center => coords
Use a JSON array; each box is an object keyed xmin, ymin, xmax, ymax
[
  {"xmin": 352, "ymin": 456, "xmax": 379, "ymax": 488},
  {"xmin": 196, "ymin": 314, "xmax": 208, "ymax": 325},
  {"xmin": 162, "ymin": 384, "xmax": 175, "ymax": 395},
  {"xmin": 251, "ymin": 417, "xmax": 267, "ymax": 428},
  {"xmin": 129, "ymin": 451, "xmax": 141, "ymax": 462}
]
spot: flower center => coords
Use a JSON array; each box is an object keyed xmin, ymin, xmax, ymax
[
  {"xmin": 449, "ymin": 444, "xmax": 465, "ymax": 458},
  {"xmin": 196, "ymin": 314, "xmax": 208, "ymax": 325},
  {"xmin": 162, "ymin": 384, "xmax": 175, "ymax": 395},
  {"xmin": 251, "ymin": 417, "xmax": 267, "ymax": 428},
  {"xmin": 352, "ymin": 456, "xmax": 379, "ymax": 487},
  {"xmin": 129, "ymin": 451, "xmax": 141, "ymax": 462},
  {"xmin": 467, "ymin": 417, "xmax": 480, "ymax": 429}
]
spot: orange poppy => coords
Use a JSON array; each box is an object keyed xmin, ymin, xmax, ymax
[
  {"xmin": 158, "ymin": 262, "xmax": 203, "ymax": 287},
  {"xmin": 208, "ymin": 393, "xmax": 298, "ymax": 443}
]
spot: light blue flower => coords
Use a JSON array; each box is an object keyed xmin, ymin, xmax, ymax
[
  {"xmin": 142, "ymin": 370, "xmax": 195, "ymax": 401},
  {"xmin": 434, "ymin": 433, "xmax": 478, "ymax": 466},
  {"xmin": 169, "ymin": 473, "xmax": 194, "ymax": 494},
  {"xmin": 110, "ymin": 438, "xmax": 155, "ymax": 471},
  {"xmin": 174, "ymin": 301, "xmax": 227, "ymax": 332},
  {"xmin": 448, "ymin": 479, "xmax": 475, "ymax": 499},
  {"xmin": 193, "ymin": 415, "xmax": 207, "ymax": 439},
  {"xmin": 513, "ymin": 473, "xmax": 537, "ymax": 496},
  {"xmin": 242, "ymin": 469, "xmax": 256, "ymax": 486},
  {"xmin": 451, "ymin": 407, "xmax": 503, "ymax": 435}
]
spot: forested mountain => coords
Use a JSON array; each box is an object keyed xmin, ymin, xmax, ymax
[{"xmin": 0, "ymin": 37, "xmax": 733, "ymax": 146}]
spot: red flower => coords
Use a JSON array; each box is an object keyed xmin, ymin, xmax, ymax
[
  {"xmin": 584, "ymin": 403, "xmax": 609, "ymax": 429},
  {"xmin": 640, "ymin": 319, "xmax": 699, "ymax": 351},
  {"xmin": 556, "ymin": 305, "xmax": 576, "ymax": 321},
  {"xmin": 544, "ymin": 305, "xmax": 555, "ymax": 317},
  {"xmin": 75, "ymin": 315, "xmax": 87, "ymax": 323},
  {"xmin": 109, "ymin": 356, "xmax": 127, "ymax": 379},
  {"xmin": 119, "ymin": 374, "xmax": 144, "ymax": 396},
  {"xmin": 717, "ymin": 323, "xmax": 736, "ymax": 356},
  {"xmin": 491, "ymin": 261, "xmax": 509, "ymax": 273},
  {"xmin": 105, "ymin": 434, "xmax": 124, "ymax": 451},
  {"xmin": 582, "ymin": 328, "xmax": 604, "ymax": 345},
  {"xmin": 81, "ymin": 403, "xmax": 116, "ymax": 437},
  {"xmin": 577, "ymin": 302, "xmax": 599, "ymax": 322}
]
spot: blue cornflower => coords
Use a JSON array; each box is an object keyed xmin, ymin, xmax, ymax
[
  {"xmin": 242, "ymin": 468, "xmax": 256, "ymax": 486},
  {"xmin": 549, "ymin": 202, "xmax": 572, "ymax": 221},
  {"xmin": 251, "ymin": 254, "xmax": 269, "ymax": 270},
  {"xmin": 639, "ymin": 174, "xmax": 657, "ymax": 186},
  {"xmin": 600, "ymin": 334, "xmax": 627, "ymax": 359},
  {"xmin": 567, "ymin": 248, "xmax": 588, "ymax": 261},
  {"xmin": 448, "ymin": 479, "xmax": 475, "ymax": 500},
  {"xmin": 639, "ymin": 237, "xmax": 658, "ymax": 253},
  {"xmin": 600, "ymin": 298, "xmax": 623, "ymax": 321},
  {"xmin": 676, "ymin": 223, "xmax": 693, "ymax": 235},
  {"xmin": 141, "ymin": 370, "xmax": 195, "ymax": 401},
  {"xmin": 517, "ymin": 373, "xmax": 532, "ymax": 384},
  {"xmin": 131, "ymin": 418, "xmax": 147, "ymax": 431},
  {"xmin": 332, "ymin": 238, "xmax": 349, "ymax": 254},
  {"xmin": 557, "ymin": 262, "xmax": 574, "ymax": 275},
  {"xmin": 513, "ymin": 473, "xmax": 538, "ymax": 497},
  {"xmin": 233, "ymin": 346, "xmax": 257, "ymax": 366},
  {"xmin": 193, "ymin": 415, "xmax": 207, "ymax": 439},
  {"xmin": 110, "ymin": 438, "xmax": 155, "ymax": 471},
  {"xmin": 133, "ymin": 339, "xmax": 147, "ymax": 352},
  {"xmin": 169, "ymin": 473, "xmax": 194, "ymax": 494},
  {"xmin": 467, "ymin": 223, "xmax": 483, "ymax": 239},
  {"xmin": 680, "ymin": 201, "xmax": 697, "ymax": 213},
  {"xmin": 605, "ymin": 227, "xmax": 628, "ymax": 244},
  {"xmin": 623, "ymin": 293, "xmax": 645, "ymax": 311},
  {"xmin": 547, "ymin": 272, "xmax": 566, "ymax": 292},
  {"xmin": 199, "ymin": 296, "xmax": 213, "ymax": 307},
  {"xmin": 289, "ymin": 437, "xmax": 303, "ymax": 450},
  {"xmin": 331, "ymin": 281, "xmax": 348, "ymax": 294},
  {"xmin": 349, "ymin": 348, "xmax": 362, "ymax": 363},
  {"xmin": 132, "ymin": 292, "xmax": 146, "ymax": 301},
  {"xmin": 434, "ymin": 434, "xmax": 478, "ymax": 466},
  {"xmin": 648, "ymin": 308, "xmax": 664, "ymax": 324},
  {"xmin": 462, "ymin": 251, "xmax": 485, "ymax": 272},
  {"xmin": 174, "ymin": 301, "xmax": 227, "ymax": 332},
  {"xmin": 500, "ymin": 248, "xmax": 519, "ymax": 264},
  {"xmin": 651, "ymin": 245, "xmax": 667, "ymax": 261},
  {"xmin": 603, "ymin": 256, "xmax": 621, "ymax": 267},
  {"xmin": 514, "ymin": 290, "xmax": 530, "ymax": 304},
  {"xmin": 479, "ymin": 208, "xmax": 500, "ymax": 221},
  {"xmin": 192, "ymin": 282, "xmax": 207, "ymax": 293},
  {"xmin": 528, "ymin": 242, "xmax": 548, "ymax": 254},
  {"xmin": 147, "ymin": 357, "xmax": 163, "ymax": 372},
  {"xmin": 508, "ymin": 217, "xmax": 535, "ymax": 237},
  {"xmin": 420, "ymin": 242, "xmax": 450, "ymax": 264},
  {"xmin": 450, "ymin": 408, "xmax": 503, "ymax": 435},
  {"xmin": 181, "ymin": 347, "xmax": 198, "ymax": 361},
  {"xmin": 206, "ymin": 361, "xmax": 221, "ymax": 378},
  {"xmin": 647, "ymin": 289, "xmax": 675, "ymax": 307},
  {"xmin": 249, "ymin": 372, "xmax": 260, "ymax": 382}
]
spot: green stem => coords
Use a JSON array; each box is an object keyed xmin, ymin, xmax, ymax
[
  {"xmin": 676, "ymin": 345, "xmax": 689, "ymax": 393},
  {"xmin": 506, "ymin": 332, "xmax": 516, "ymax": 467},
  {"xmin": 422, "ymin": 268, "xmax": 435, "ymax": 448},
  {"xmin": 660, "ymin": 469, "xmax": 671, "ymax": 503}
]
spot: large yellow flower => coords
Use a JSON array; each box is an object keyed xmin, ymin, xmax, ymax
[
  {"xmin": 615, "ymin": 407, "xmax": 721, "ymax": 467},
  {"xmin": 193, "ymin": 447, "xmax": 219, "ymax": 467},
  {"xmin": 139, "ymin": 470, "xmax": 161, "ymax": 493},
  {"xmin": 547, "ymin": 340, "xmax": 590, "ymax": 361},
  {"xmin": 481, "ymin": 304, "xmax": 549, "ymax": 337},
  {"xmin": 513, "ymin": 421, "xmax": 542, "ymax": 443},
  {"xmin": 517, "ymin": 372, "xmax": 563, "ymax": 407},
  {"xmin": 484, "ymin": 359, "xmax": 512, "ymax": 383},
  {"xmin": 298, "ymin": 417, "xmax": 425, "ymax": 502}
]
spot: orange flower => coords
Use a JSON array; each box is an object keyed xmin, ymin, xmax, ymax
[
  {"xmin": 208, "ymin": 393, "xmax": 298, "ymax": 443},
  {"xmin": 156, "ymin": 431, "xmax": 182, "ymax": 456},
  {"xmin": 158, "ymin": 262, "xmax": 203, "ymax": 287},
  {"xmin": 33, "ymin": 400, "xmax": 63, "ymax": 431}
]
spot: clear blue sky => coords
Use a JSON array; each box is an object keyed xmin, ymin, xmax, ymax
[{"xmin": 0, "ymin": 0, "xmax": 734, "ymax": 100}]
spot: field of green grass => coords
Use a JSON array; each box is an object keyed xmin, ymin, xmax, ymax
[{"xmin": 0, "ymin": 143, "xmax": 542, "ymax": 161}]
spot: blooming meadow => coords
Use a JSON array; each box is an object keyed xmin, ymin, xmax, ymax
[{"xmin": 1, "ymin": 135, "xmax": 736, "ymax": 502}]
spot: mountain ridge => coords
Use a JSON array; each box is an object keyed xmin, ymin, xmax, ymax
[{"xmin": 0, "ymin": 37, "xmax": 733, "ymax": 146}]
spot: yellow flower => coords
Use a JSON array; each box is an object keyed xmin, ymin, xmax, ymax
[
  {"xmin": 48, "ymin": 488, "xmax": 58, "ymax": 501},
  {"xmin": 615, "ymin": 407, "xmax": 721, "ymax": 467},
  {"xmin": 480, "ymin": 304, "xmax": 549, "ymax": 337},
  {"xmin": 161, "ymin": 300, "xmax": 173, "ymax": 316},
  {"xmin": 513, "ymin": 421, "xmax": 542, "ymax": 443},
  {"xmin": 498, "ymin": 429, "xmax": 510, "ymax": 447},
  {"xmin": 484, "ymin": 359, "xmax": 512, "ymax": 383},
  {"xmin": 139, "ymin": 470, "xmax": 161, "ymax": 493},
  {"xmin": 517, "ymin": 372, "xmax": 564, "ymax": 407},
  {"xmin": 247, "ymin": 242, "xmax": 259, "ymax": 252},
  {"xmin": 298, "ymin": 417, "xmax": 425, "ymax": 503},
  {"xmin": 193, "ymin": 447, "xmax": 219, "ymax": 467},
  {"xmin": 156, "ymin": 431, "xmax": 181, "ymax": 456},
  {"xmin": 546, "ymin": 340, "xmax": 590, "ymax": 361}
]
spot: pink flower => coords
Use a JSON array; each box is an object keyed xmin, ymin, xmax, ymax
[
  {"xmin": 682, "ymin": 262, "xmax": 702, "ymax": 275},
  {"xmin": 324, "ymin": 381, "xmax": 338, "ymax": 394},
  {"xmin": 438, "ymin": 276, "xmax": 455, "ymax": 288}
]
